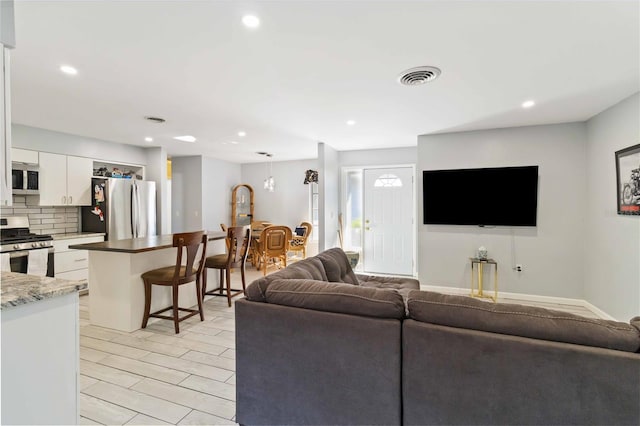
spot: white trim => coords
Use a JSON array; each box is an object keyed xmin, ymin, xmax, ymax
[
  {"xmin": 420, "ymin": 284, "xmax": 615, "ymax": 320},
  {"xmin": 579, "ymin": 300, "xmax": 617, "ymax": 321}
]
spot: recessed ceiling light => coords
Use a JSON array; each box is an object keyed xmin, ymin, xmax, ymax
[
  {"xmin": 173, "ymin": 135, "xmax": 196, "ymax": 143},
  {"xmin": 230, "ymin": 141, "xmax": 239, "ymax": 145},
  {"xmin": 238, "ymin": 131, "xmax": 246, "ymax": 137},
  {"xmin": 522, "ymin": 100, "xmax": 535, "ymax": 108},
  {"xmin": 346, "ymin": 120, "xmax": 356, "ymax": 126},
  {"xmin": 144, "ymin": 137, "xmax": 153, "ymax": 142},
  {"xmin": 242, "ymin": 15, "xmax": 260, "ymax": 28},
  {"xmin": 60, "ymin": 65, "xmax": 78, "ymax": 75}
]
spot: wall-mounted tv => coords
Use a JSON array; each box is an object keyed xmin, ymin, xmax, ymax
[{"xmin": 423, "ymin": 166, "xmax": 539, "ymax": 226}]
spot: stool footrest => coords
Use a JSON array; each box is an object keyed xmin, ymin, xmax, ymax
[{"xmin": 149, "ymin": 306, "xmax": 200, "ymax": 322}]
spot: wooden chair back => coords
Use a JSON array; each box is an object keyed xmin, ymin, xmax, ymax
[
  {"xmin": 261, "ymin": 225, "xmax": 292, "ymax": 258},
  {"xmin": 226, "ymin": 226, "xmax": 251, "ymax": 268},
  {"xmin": 297, "ymin": 222, "xmax": 313, "ymax": 244},
  {"xmin": 172, "ymin": 231, "xmax": 208, "ymax": 283}
]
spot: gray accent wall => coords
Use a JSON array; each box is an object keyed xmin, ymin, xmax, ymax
[
  {"xmin": 585, "ymin": 92, "xmax": 640, "ymax": 321},
  {"xmin": 202, "ymin": 156, "xmax": 241, "ymax": 231},
  {"xmin": 170, "ymin": 155, "xmax": 241, "ymax": 233},
  {"xmin": 170, "ymin": 156, "xmax": 203, "ymax": 233},
  {"xmin": 418, "ymin": 123, "xmax": 588, "ymax": 299}
]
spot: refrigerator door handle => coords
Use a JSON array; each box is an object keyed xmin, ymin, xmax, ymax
[{"xmin": 131, "ymin": 183, "xmax": 137, "ymax": 238}]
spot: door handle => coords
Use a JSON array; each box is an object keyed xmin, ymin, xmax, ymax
[
  {"xmin": 62, "ymin": 196, "xmax": 66, "ymax": 204},
  {"xmin": 365, "ymin": 227, "xmax": 371, "ymax": 231},
  {"xmin": 365, "ymin": 219, "xmax": 370, "ymax": 224},
  {"xmin": 68, "ymin": 195, "xmax": 72, "ymax": 204}
]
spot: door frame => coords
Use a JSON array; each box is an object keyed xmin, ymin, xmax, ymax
[{"xmin": 340, "ymin": 164, "xmax": 417, "ymax": 277}]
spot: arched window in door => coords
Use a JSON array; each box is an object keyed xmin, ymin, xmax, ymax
[{"xmin": 373, "ymin": 173, "xmax": 403, "ymax": 187}]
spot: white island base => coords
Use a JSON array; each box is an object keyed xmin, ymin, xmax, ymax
[{"xmin": 79, "ymin": 235, "xmax": 225, "ymax": 332}]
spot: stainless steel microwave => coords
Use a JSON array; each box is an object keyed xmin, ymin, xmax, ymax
[{"xmin": 12, "ymin": 163, "xmax": 39, "ymax": 195}]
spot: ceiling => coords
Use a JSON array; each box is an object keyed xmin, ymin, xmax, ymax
[{"xmin": 10, "ymin": 1, "xmax": 640, "ymax": 163}]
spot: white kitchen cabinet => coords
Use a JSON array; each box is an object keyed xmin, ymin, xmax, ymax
[
  {"xmin": 11, "ymin": 147, "xmax": 38, "ymax": 163},
  {"xmin": 0, "ymin": 44, "xmax": 11, "ymax": 206},
  {"xmin": 53, "ymin": 235, "xmax": 104, "ymax": 288},
  {"xmin": 39, "ymin": 152, "xmax": 92, "ymax": 206}
]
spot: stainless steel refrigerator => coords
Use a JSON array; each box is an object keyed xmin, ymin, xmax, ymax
[{"xmin": 81, "ymin": 178, "xmax": 157, "ymax": 241}]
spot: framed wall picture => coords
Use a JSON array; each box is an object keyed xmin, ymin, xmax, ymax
[{"xmin": 615, "ymin": 143, "xmax": 640, "ymax": 215}]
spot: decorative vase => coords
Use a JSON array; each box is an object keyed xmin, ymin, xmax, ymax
[{"xmin": 477, "ymin": 246, "xmax": 488, "ymax": 260}]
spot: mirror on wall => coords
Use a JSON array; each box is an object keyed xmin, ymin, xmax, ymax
[{"xmin": 232, "ymin": 184, "xmax": 254, "ymax": 226}]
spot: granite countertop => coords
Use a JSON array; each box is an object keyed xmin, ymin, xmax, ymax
[
  {"xmin": 52, "ymin": 232, "xmax": 106, "ymax": 240},
  {"xmin": 68, "ymin": 231, "xmax": 226, "ymax": 254},
  {"xmin": 1, "ymin": 271, "xmax": 88, "ymax": 309}
]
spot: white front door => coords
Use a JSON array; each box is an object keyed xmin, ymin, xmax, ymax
[{"xmin": 363, "ymin": 167, "xmax": 414, "ymax": 275}]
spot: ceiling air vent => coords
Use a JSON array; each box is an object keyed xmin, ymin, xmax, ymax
[
  {"xmin": 398, "ymin": 66, "xmax": 441, "ymax": 86},
  {"xmin": 144, "ymin": 116, "xmax": 166, "ymax": 123}
]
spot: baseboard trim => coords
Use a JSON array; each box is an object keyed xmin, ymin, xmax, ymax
[
  {"xmin": 420, "ymin": 285, "xmax": 615, "ymax": 320},
  {"xmin": 579, "ymin": 300, "xmax": 617, "ymax": 321}
]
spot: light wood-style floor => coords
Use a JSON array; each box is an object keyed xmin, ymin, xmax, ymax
[{"xmin": 78, "ymin": 266, "xmax": 603, "ymax": 425}]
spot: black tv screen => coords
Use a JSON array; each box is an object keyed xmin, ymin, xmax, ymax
[{"xmin": 423, "ymin": 166, "xmax": 539, "ymax": 226}]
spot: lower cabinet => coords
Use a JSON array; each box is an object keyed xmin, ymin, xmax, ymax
[{"xmin": 54, "ymin": 235, "xmax": 104, "ymax": 286}]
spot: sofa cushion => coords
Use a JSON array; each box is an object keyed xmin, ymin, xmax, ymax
[
  {"xmin": 245, "ymin": 257, "xmax": 328, "ymax": 302},
  {"xmin": 407, "ymin": 291, "xmax": 640, "ymax": 353},
  {"xmin": 315, "ymin": 248, "xmax": 360, "ymax": 285},
  {"xmin": 357, "ymin": 274, "xmax": 420, "ymax": 300},
  {"xmin": 265, "ymin": 279, "xmax": 406, "ymax": 319}
]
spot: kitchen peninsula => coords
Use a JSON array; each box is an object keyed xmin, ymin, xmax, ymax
[
  {"xmin": 70, "ymin": 231, "xmax": 226, "ymax": 332},
  {"xmin": 1, "ymin": 272, "xmax": 87, "ymax": 425}
]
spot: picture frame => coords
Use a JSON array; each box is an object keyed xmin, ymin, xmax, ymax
[{"xmin": 615, "ymin": 143, "xmax": 640, "ymax": 215}]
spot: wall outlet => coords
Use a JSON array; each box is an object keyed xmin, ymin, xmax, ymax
[{"xmin": 515, "ymin": 264, "xmax": 523, "ymax": 272}]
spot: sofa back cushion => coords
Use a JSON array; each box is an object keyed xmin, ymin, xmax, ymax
[
  {"xmin": 315, "ymin": 248, "xmax": 359, "ymax": 285},
  {"xmin": 245, "ymin": 257, "xmax": 328, "ymax": 302},
  {"xmin": 407, "ymin": 291, "xmax": 640, "ymax": 353},
  {"xmin": 265, "ymin": 279, "xmax": 406, "ymax": 319}
]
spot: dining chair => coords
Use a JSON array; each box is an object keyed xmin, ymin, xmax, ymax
[
  {"xmin": 202, "ymin": 226, "xmax": 251, "ymax": 307},
  {"xmin": 289, "ymin": 221, "xmax": 313, "ymax": 259},
  {"xmin": 141, "ymin": 231, "xmax": 208, "ymax": 334},
  {"xmin": 256, "ymin": 225, "xmax": 292, "ymax": 276}
]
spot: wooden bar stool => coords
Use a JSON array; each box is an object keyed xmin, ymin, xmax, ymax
[
  {"xmin": 202, "ymin": 226, "xmax": 251, "ymax": 307},
  {"xmin": 141, "ymin": 231, "xmax": 208, "ymax": 334}
]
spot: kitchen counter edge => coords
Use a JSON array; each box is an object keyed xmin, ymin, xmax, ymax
[
  {"xmin": 68, "ymin": 231, "xmax": 227, "ymax": 254},
  {"xmin": 1, "ymin": 271, "xmax": 88, "ymax": 309},
  {"xmin": 52, "ymin": 232, "xmax": 106, "ymax": 240}
]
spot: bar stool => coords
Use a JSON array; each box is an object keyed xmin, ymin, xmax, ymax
[
  {"xmin": 202, "ymin": 226, "xmax": 251, "ymax": 307},
  {"xmin": 141, "ymin": 231, "xmax": 208, "ymax": 334}
]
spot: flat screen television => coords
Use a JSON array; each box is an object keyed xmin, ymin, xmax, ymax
[{"xmin": 423, "ymin": 166, "xmax": 539, "ymax": 226}]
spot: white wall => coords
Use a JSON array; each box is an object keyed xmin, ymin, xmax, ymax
[
  {"xmin": 12, "ymin": 124, "xmax": 148, "ymax": 165},
  {"xmin": 585, "ymin": 93, "xmax": 640, "ymax": 321},
  {"xmin": 202, "ymin": 156, "xmax": 241, "ymax": 231},
  {"xmin": 319, "ymin": 142, "xmax": 339, "ymax": 251},
  {"xmin": 418, "ymin": 123, "xmax": 587, "ymax": 299},
  {"xmin": 240, "ymin": 158, "xmax": 317, "ymax": 228},
  {"xmin": 170, "ymin": 156, "xmax": 202, "ymax": 233},
  {"xmin": 145, "ymin": 147, "xmax": 168, "ymax": 234},
  {"xmin": 338, "ymin": 146, "xmax": 416, "ymax": 167}
]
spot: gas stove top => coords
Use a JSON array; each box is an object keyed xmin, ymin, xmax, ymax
[{"xmin": 0, "ymin": 217, "xmax": 53, "ymax": 253}]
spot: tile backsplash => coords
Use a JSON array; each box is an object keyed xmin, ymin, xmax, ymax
[{"xmin": 0, "ymin": 196, "xmax": 80, "ymax": 235}]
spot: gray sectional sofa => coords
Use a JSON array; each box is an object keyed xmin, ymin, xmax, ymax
[{"xmin": 236, "ymin": 248, "xmax": 640, "ymax": 425}]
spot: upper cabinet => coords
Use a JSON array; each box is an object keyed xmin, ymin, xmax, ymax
[
  {"xmin": 11, "ymin": 147, "xmax": 38, "ymax": 164},
  {"xmin": 0, "ymin": 45, "xmax": 11, "ymax": 206},
  {"xmin": 39, "ymin": 152, "xmax": 92, "ymax": 206},
  {"xmin": 0, "ymin": 1, "xmax": 16, "ymax": 48}
]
